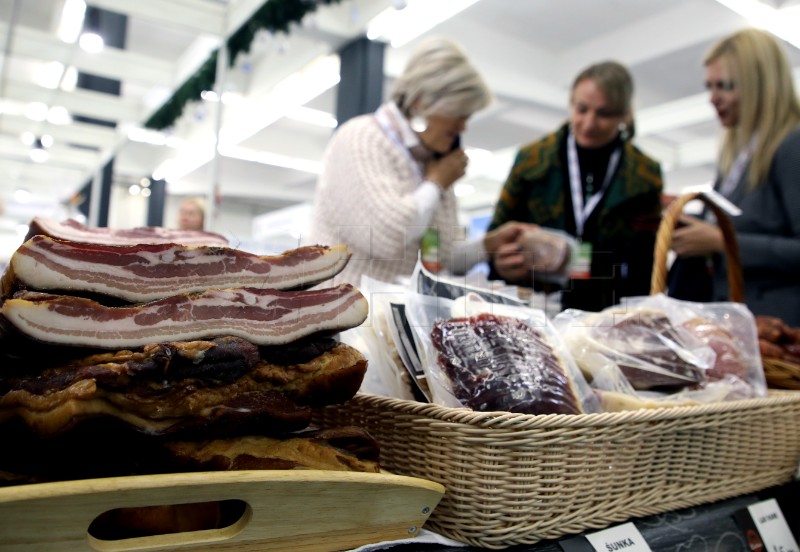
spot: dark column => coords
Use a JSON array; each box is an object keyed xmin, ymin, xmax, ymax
[
  {"xmin": 146, "ymin": 179, "xmax": 166, "ymax": 227},
  {"xmin": 335, "ymin": 37, "xmax": 385, "ymax": 127},
  {"xmin": 74, "ymin": 7, "xmax": 128, "ymax": 226}
]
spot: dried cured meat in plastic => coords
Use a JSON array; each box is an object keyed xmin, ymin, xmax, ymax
[{"xmin": 431, "ymin": 313, "xmax": 583, "ymax": 414}]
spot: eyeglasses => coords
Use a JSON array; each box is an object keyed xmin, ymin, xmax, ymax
[{"xmin": 705, "ymin": 80, "xmax": 735, "ymax": 92}]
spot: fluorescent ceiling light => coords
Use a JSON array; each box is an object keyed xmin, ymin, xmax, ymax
[
  {"xmin": 156, "ymin": 56, "xmax": 339, "ymax": 183},
  {"xmin": 367, "ymin": 0, "xmax": 481, "ymax": 47},
  {"xmin": 286, "ymin": 106, "xmax": 337, "ymax": 128},
  {"xmin": 24, "ymin": 102, "xmax": 49, "ymax": 122},
  {"xmin": 715, "ymin": 0, "xmax": 800, "ymax": 48},
  {"xmin": 128, "ymin": 127, "xmax": 167, "ymax": 146},
  {"xmin": 222, "ymin": 54, "xmax": 341, "ymax": 146},
  {"xmin": 58, "ymin": 0, "xmax": 86, "ymax": 43},
  {"xmin": 61, "ymin": 66, "xmax": 78, "ymax": 91},
  {"xmin": 219, "ymin": 145, "xmax": 323, "ymax": 174},
  {"xmin": 0, "ymin": 99, "xmax": 24, "ymax": 117},
  {"xmin": 79, "ymin": 32, "xmax": 105, "ymax": 53},
  {"xmin": 14, "ymin": 189, "xmax": 32, "ymax": 203},
  {"xmin": 200, "ymin": 90, "xmax": 243, "ymax": 105},
  {"xmin": 35, "ymin": 61, "xmax": 66, "ymax": 89},
  {"xmin": 29, "ymin": 145, "xmax": 49, "ymax": 164},
  {"xmin": 46, "ymin": 106, "xmax": 72, "ymax": 125},
  {"xmin": 153, "ymin": 149, "xmax": 214, "ymax": 183}
]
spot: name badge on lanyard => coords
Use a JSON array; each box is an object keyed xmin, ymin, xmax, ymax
[
  {"xmin": 566, "ymin": 132, "xmax": 620, "ymax": 280},
  {"xmin": 376, "ymin": 105, "xmax": 443, "ymax": 270}
]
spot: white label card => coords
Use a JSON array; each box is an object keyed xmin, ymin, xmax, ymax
[
  {"xmin": 748, "ymin": 499, "xmax": 799, "ymax": 552},
  {"xmin": 584, "ymin": 522, "xmax": 652, "ymax": 552},
  {"xmin": 679, "ymin": 184, "xmax": 743, "ymax": 217}
]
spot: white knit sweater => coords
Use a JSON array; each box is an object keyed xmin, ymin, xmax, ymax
[{"xmin": 309, "ymin": 105, "xmax": 465, "ymax": 287}]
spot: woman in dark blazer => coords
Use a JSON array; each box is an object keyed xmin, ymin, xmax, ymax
[{"xmin": 670, "ymin": 28, "xmax": 800, "ymax": 326}]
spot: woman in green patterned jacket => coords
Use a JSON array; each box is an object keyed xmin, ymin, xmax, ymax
[{"xmin": 488, "ymin": 61, "xmax": 663, "ymax": 312}]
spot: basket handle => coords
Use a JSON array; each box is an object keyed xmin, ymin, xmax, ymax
[{"xmin": 650, "ymin": 191, "xmax": 744, "ymax": 302}]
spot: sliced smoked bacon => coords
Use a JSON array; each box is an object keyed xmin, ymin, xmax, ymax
[
  {"xmin": 26, "ymin": 217, "xmax": 229, "ymax": 247},
  {"xmin": 4, "ymin": 235, "xmax": 352, "ymax": 302},
  {"xmin": 1, "ymin": 284, "xmax": 368, "ymax": 349}
]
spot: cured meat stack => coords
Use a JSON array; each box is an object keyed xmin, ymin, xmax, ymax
[{"xmin": 0, "ymin": 218, "xmax": 377, "ymax": 485}]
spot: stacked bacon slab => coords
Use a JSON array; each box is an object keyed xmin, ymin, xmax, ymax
[{"xmin": 0, "ymin": 218, "xmax": 377, "ymax": 485}]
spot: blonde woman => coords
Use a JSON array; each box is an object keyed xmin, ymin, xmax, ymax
[
  {"xmin": 309, "ymin": 37, "xmax": 527, "ymax": 286},
  {"xmin": 671, "ymin": 28, "xmax": 800, "ymax": 325}
]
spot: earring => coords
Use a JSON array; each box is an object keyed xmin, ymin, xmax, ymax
[
  {"xmin": 410, "ymin": 115, "xmax": 427, "ymax": 133},
  {"xmin": 618, "ymin": 122, "xmax": 629, "ymax": 141}
]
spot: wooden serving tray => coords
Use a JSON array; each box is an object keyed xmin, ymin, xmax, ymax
[{"xmin": 0, "ymin": 470, "xmax": 445, "ymax": 551}]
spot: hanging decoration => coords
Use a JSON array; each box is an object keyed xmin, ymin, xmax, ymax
[{"xmin": 145, "ymin": 0, "xmax": 343, "ymax": 131}]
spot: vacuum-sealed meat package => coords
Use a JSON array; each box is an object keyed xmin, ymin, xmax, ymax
[
  {"xmin": 555, "ymin": 293, "xmax": 767, "ymax": 410},
  {"xmin": 405, "ymin": 291, "xmax": 599, "ymax": 415}
]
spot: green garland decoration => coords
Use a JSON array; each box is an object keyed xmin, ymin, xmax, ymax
[{"xmin": 145, "ymin": 0, "xmax": 342, "ymax": 131}]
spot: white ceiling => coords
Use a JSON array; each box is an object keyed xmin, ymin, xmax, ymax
[{"xmin": 1, "ymin": 0, "xmax": 800, "ymax": 239}]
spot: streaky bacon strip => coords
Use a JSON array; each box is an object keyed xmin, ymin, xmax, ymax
[
  {"xmin": 26, "ymin": 217, "xmax": 229, "ymax": 247},
  {"xmin": 5, "ymin": 235, "xmax": 352, "ymax": 302},
  {"xmin": 1, "ymin": 284, "xmax": 368, "ymax": 349}
]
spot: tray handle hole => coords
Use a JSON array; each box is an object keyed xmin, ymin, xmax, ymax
[{"xmin": 87, "ymin": 499, "xmax": 249, "ymax": 550}]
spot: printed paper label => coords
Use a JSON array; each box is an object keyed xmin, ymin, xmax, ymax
[
  {"xmin": 748, "ymin": 499, "xmax": 799, "ymax": 552},
  {"xmin": 568, "ymin": 241, "xmax": 592, "ymax": 280},
  {"xmin": 584, "ymin": 522, "xmax": 652, "ymax": 552}
]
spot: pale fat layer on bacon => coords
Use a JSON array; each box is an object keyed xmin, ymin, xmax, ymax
[
  {"xmin": 11, "ymin": 236, "xmax": 351, "ymax": 302},
  {"xmin": 28, "ymin": 217, "xmax": 229, "ymax": 247},
  {"xmin": 2, "ymin": 285, "xmax": 368, "ymax": 349}
]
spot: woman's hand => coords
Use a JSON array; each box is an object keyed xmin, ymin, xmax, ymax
[
  {"xmin": 483, "ymin": 221, "xmax": 532, "ymax": 254},
  {"xmin": 486, "ymin": 222, "xmax": 539, "ymax": 284},
  {"xmin": 671, "ymin": 215, "xmax": 725, "ymax": 256},
  {"xmin": 426, "ymin": 149, "xmax": 468, "ymax": 191}
]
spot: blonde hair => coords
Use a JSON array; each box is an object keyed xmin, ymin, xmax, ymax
[
  {"xmin": 571, "ymin": 60, "xmax": 636, "ymax": 139},
  {"xmin": 391, "ymin": 37, "xmax": 492, "ymax": 119},
  {"xmin": 705, "ymin": 28, "xmax": 800, "ymax": 188}
]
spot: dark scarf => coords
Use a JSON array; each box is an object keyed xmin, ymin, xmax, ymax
[{"xmin": 575, "ymin": 134, "xmax": 623, "ymax": 197}]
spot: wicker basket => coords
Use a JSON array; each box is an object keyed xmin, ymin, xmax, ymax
[
  {"xmin": 313, "ymin": 392, "xmax": 800, "ymax": 548},
  {"xmin": 763, "ymin": 358, "xmax": 800, "ymax": 390},
  {"xmin": 313, "ymin": 192, "xmax": 800, "ymax": 548},
  {"xmin": 650, "ymin": 191, "xmax": 744, "ymax": 300}
]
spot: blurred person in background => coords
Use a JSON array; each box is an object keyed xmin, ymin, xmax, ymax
[
  {"xmin": 177, "ymin": 197, "xmax": 206, "ymax": 231},
  {"xmin": 487, "ymin": 60, "xmax": 663, "ymax": 312},
  {"xmin": 308, "ymin": 36, "xmax": 528, "ymax": 287},
  {"xmin": 669, "ymin": 28, "xmax": 800, "ymax": 326}
]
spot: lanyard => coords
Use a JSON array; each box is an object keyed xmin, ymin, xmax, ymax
[
  {"xmin": 567, "ymin": 132, "xmax": 621, "ymax": 238},
  {"xmin": 374, "ymin": 105, "xmax": 424, "ymax": 182},
  {"xmin": 718, "ymin": 135, "xmax": 756, "ymax": 198}
]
